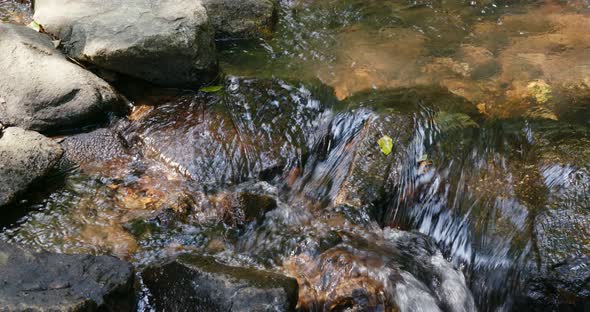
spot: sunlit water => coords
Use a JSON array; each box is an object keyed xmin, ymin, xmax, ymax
[
  {"xmin": 0, "ymin": 0, "xmax": 31, "ymax": 24},
  {"xmin": 1, "ymin": 0, "xmax": 590, "ymax": 311}
]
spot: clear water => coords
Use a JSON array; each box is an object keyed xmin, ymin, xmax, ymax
[{"xmin": 1, "ymin": 0, "xmax": 590, "ymax": 311}]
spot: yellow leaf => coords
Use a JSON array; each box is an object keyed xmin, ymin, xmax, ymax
[
  {"xmin": 27, "ymin": 20, "xmax": 42, "ymax": 32},
  {"xmin": 378, "ymin": 135, "xmax": 393, "ymax": 155}
]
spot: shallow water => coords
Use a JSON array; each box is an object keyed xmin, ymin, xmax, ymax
[
  {"xmin": 1, "ymin": 0, "xmax": 590, "ymax": 311},
  {"xmin": 0, "ymin": 0, "xmax": 31, "ymax": 24}
]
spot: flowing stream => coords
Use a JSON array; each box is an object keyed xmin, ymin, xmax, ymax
[{"xmin": 1, "ymin": 0, "xmax": 590, "ymax": 311}]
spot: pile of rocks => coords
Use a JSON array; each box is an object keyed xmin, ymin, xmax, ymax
[
  {"xmin": 0, "ymin": 1, "xmax": 279, "ymax": 311},
  {"xmin": 0, "ymin": 0, "xmax": 278, "ymax": 209}
]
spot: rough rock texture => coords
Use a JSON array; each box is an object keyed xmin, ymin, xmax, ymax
[
  {"xmin": 142, "ymin": 254, "xmax": 298, "ymax": 311},
  {"xmin": 34, "ymin": 0, "xmax": 217, "ymax": 86},
  {"xmin": 202, "ymin": 0, "xmax": 277, "ymax": 39},
  {"xmin": 0, "ymin": 24, "xmax": 121, "ymax": 133},
  {"xmin": 59, "ymin": 128, "xmax": 129, "ymax": 171},
  {"xmin": 0, "ymin": 127, "xmax": 63, "ymax": 207},
  {"xmin": 0, "ymin": 241, "xmax": 135, "ymax": 311}
]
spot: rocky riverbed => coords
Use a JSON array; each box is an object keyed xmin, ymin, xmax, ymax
[{"xmin": 1, "ymin": 0, "xmax": 589, "ymax": 311}]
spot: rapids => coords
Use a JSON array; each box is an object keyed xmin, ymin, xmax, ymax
[{"xmin": 1, "ymin": 0, "xmax": 589, "ymax": 311}]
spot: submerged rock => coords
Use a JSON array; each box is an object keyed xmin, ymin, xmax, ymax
[
  {"xmin": 202, "ymin": 0, "xmax": 277, "ymax": 39},
  {"xmin": 0, "ymin": 241, "xmax": 135, "ymax": 311},
  {"xmin": 34, "ymin": 0, "xmax": 217, "ymax": 86},
  {"xmin": 375, "ymin": 113, "xmax": 590, "ymax": 309},
  {"xmin": 0, "ymin": 127, "xmax": 63, "ymax": 207},
  {"xmin": 317, "ymin": 27, "xmax": 428, "ymax": 100},
  {"xmin": 277, "ymin": 225, "xmax": 476, "ymax": 311},
  {"xmin": 292, "ymin": 87, "xmax": 476, "ymax": 214},
  {"xmin": 123, "ymin": 77, "xmax": 329, "ymax": 186},
  {"xmin": 0, "ymin": 23, "xmax": 121, "ymax": 133},
  {"xmin": 142, "ymin": 254, "xmax": 298, "ymax": 311},
  {"xmin": 293, "ymin": 108, "xmax": 414, "ymax": 216},
  {"xmin": 233, "ymin": 183, "xmax": 476, "ymax": 311},
  {"xmin": 523, "ymin": 135, "xmax": 590, "ymax": 310},
  {"xmin": 201, "ymin": 181, "xmax": 279, "ymax": 228}
]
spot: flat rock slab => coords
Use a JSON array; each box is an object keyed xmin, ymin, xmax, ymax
[
  {"xmin": 0, "ymin": 241, "xmax": 135, "ymax": 311},
  {"xmin": 202, "ymin": 0, "xmax": 277, "ymax": 39},
  {"xmin": 142, "ymin": 254, "xmax": 298, "ymax": 311},
  {"xmin": 0, "ymin": 24, "xmax": 121, "ymax": 133},
  {"xmin": 34, "ymin": 0, "xmax": 217, "ymax": 86},
  {"xmin": 0, "ymin": 127, "xmax": 63, "ymax": 207}
]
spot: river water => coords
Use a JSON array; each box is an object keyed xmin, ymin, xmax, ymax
[{"xmin": 1, "ymin": 0, "xmax": 589, "ymax": 311}]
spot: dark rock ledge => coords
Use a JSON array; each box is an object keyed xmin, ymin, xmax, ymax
[{"xmin": 0, "ymin": 241, "xmax": 136, "ymax": 312}]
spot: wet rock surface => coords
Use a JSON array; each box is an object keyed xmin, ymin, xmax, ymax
[
  {"xmin": 0, "ymin": 127, "xmax": 62, "ymax": 207},
  {"xmin": 522, "ymin": 129, "xmax": 590, "ymax": 310},
  {"xmin": 202, "ymin": 0, "xmax": 277, "ymax": 39},
  {"xmin": 123, "ymin": 77, "xmax": 330, "ymax": 186},
  {"xmin": 1, "ymin": 0, "xmax": 590, "ymax": 311},
  {"xmin": 142, "ymin": 254, "xmax": 298, "ymax": 312},
  {"xmin": 0, "ymin": 241, "xmax": 135, "ymax": 311},
  {"xmin": 0, "ymin": 23, "xmax": 121, "ymax": 133},
  {"xmin": 285, "ymin": 228, "xmax": 476, "ymax": 312},
  {"xmin": 34, "ymin": 0, "xmax": 217, "ymax": 87},
  {"xmin": 381, "ymin": 113, "xmax": 590, "ymax": 309},
  {"xmin": 293, "ymin": 109, "xmax": 412, "ymax": 214},
  {"xmin": 201, "ymin": 181, "xmax": 279, "ymax": 228}
]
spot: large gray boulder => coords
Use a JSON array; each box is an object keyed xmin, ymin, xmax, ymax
[
  {"xmin": 0, "ymin": 24, "xmax": 121, "ymax": 133},
  {"xmin": 201, "ymin": 0, "xmax": 277, "ymax": 39},
  {"xmin": 142, "ymin": 254, "xmax": 298, "ymax": 312},
  {"xmin": 34, "ymin": 0, "xmax": 218, "ymax": 86},
  {"xmin": 0, "ymin": 127, "xmax": 63, "ymax": 207},
  {"xmin": 0, "ymin": 241, "xmax": 135, "ymax": 311}
]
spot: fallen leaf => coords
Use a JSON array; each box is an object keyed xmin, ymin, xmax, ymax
[
  {"xmin": 27, "ymin": 20, "xmax": 43, "ymax": 32},
  {"xmin": 199, "ymin": 85, "xmax": 223, "ymax": 93},
  {"xmin": 378, "ymin": 135, "xmax": 393, "ymax": 155}
]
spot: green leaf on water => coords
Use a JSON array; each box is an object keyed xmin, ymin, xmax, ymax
[
  {"xmin": 199, "ymin": 85, "xmax": 223, "ymax": 93},
  {"xmin": 378, "ymin": 135, "xmax": 393, "ymax": 156},
  {"xmin": 27, "ymin": 20, "xmax": 42, "ymax": 32}
]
